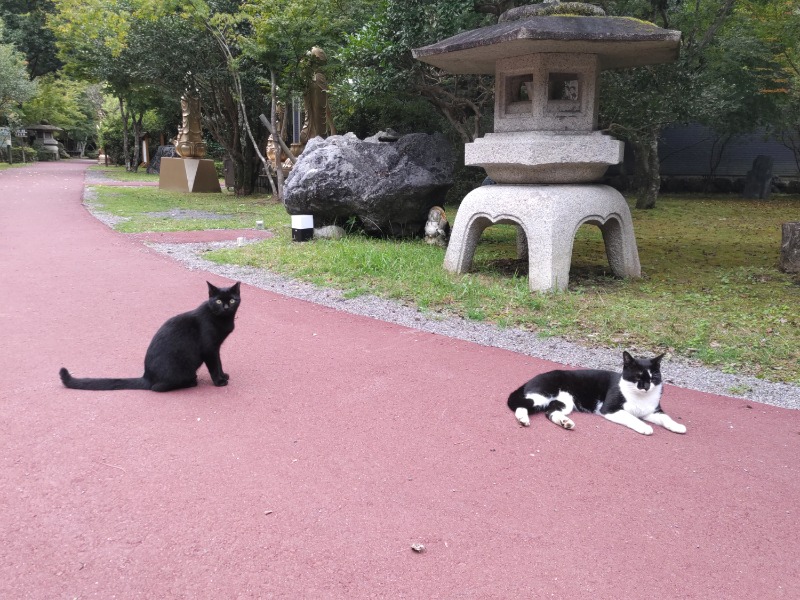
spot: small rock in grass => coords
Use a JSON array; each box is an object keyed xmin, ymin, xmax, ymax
[{"xmin": 314, "ymin": 225, "xmax": 346, "ymax": 240}]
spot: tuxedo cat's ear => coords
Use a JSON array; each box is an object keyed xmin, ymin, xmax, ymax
[
  {"xmin": 653, "ymin": 353, "xmax": 666, "ymax": 366},
  {"xmin": 622, "ymin": 351, "xmax": 635, "ymax": 365},
  {"xmin": 207, "ymin": 281, "xmax": 220, "ymax": 296}
]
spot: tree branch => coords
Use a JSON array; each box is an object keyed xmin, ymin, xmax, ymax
[
  {"xmin": 202, "ymin": 20, "xmax": 277, "ymax": 195},
  {"xmin": 694, "ymin": 0, "xmax": 738, "ymax": 56},
  {"xmin": 259, "ymin": 114, "xmax": 297, "ymax": 163}
]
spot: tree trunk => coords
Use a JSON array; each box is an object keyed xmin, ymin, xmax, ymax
[
  {"xmin": 705, "ymin": 133, "xmax": 731, "ymax": 191},
  {"xmin": 271, "ymin": 69, "xmax": 283, "ymax": 201},
  {"xmin": 131, "ymin": 111, "xmax": 144, "ymax": 173},
  {"xmin": 275, "ymin": 139, "xmax": 284, "ymax": 201},
  {"xmin": 118, "ymin": 96, "xmax": 131, "ymax": 171},
  {"xmin": 778, "ymin": 222, "xmax": 800, "ymax": 274},
  {"xmin": 204, "ymin": 20, "xmax": 273, "ymax": 197},
  {"xmin": 634, "ymin": 126, "xmax": 662, "ymax": 209},
  {"xmin": 200, "ymin": 76, "xmax": 253, "ymax": 195},
  {"xmin": 235, "ymin": 133, "xmax": 256, "ymax": 195}
]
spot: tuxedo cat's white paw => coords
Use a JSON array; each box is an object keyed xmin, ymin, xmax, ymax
[
  {"xmin": 639, "ymin": 424, "xmax": 654, "ymax": 436},
  {"xmin": 644, "ymin": 412, "xmax": 686, "ymax": 434},
  {"xmin": 549, "ymin": 413, "xmax": 575, "ymax": 430},
  {"xmin": 662, "ymin": 416, "xmax": 686, "ymax": 434},
  {"xmin": 515, "ymin": 407, "xmax": 530, "ymax": 427}
]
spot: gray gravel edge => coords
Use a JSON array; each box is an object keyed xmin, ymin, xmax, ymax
[{"xmin": 146, "ymin": 238, "xmax": 799, "ymax": 410}]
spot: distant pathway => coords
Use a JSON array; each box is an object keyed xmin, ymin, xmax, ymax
[{"xmin": 1, "ymin": 160, "xmax": 799, "ymax": 599}]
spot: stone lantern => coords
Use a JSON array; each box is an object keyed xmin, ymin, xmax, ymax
[
  {"xmin": 25, "ymin": 123, "xmax": 63, "ymax": 159},
  {"xmin": 412, "ymin": 2, "xmax": 681, "ymax": 292}
]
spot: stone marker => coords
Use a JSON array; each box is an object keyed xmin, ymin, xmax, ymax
[
  {"xmin": 778, "ymin": 222, "xmax": 800, "ymax": 274},
  {"xmin": 742, "ymin": 155, "xmax": 773, "ymax": 200}
]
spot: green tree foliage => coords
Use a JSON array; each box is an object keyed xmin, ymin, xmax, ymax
[
  {"xmin": 49, "ymin": 0, "xmax": 263, "ymax": 185},
  {"xmin": 20, "ymin": 75, "xmax": 100, "ymax": 137},
  {"xmin": 738, "ymin": 0, "xmax": 800, "ymax": 171},
  {"xmin": 599, "ymin": 0, "xmax": 789, "ymax": 207},
  {"xmin": 339, "ymin": 0, "xmax": 495, "ymax": 143},
  {"xmin": 50, "ymin": 0, "xmax": 151, "ymax": 169},
  {"xmin": 243, "ymin": 0, "xmax": 369, "ymax": 95},
  {"xmin": 40, "ymin": 0, "xmax": 797, "ymax": 203},
  {"xmin": 0, "ymin": 19, "xmax": 38, "ymax": 124},
  {"xmin": 0, "ymin": 0, "xmax": 63, "ymax": 78}
]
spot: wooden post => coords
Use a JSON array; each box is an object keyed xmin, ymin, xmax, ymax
[{"xmin": 778, "ymin": 222, "xmax": 800, "ymax": 274}]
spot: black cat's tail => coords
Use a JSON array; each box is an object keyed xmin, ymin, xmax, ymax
[
  {"xmin": 59, "ymin": 368, "xmax": 151, "ymax": 391},
  {"xmin": 507, "ymin": 384, "xmax": 532, "ymax": 413}
]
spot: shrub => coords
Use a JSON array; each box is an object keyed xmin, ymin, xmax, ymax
[
  {"xmin": 99, "ymin": 123, "xmax": 126, "ymax": 166},
  {"xmin": 11, "ymin": 146, "xmax": 37, "ymax": 162},
  {"xmin": 37, "ymin": 148, "xmax": 57, "ymax": 161}
]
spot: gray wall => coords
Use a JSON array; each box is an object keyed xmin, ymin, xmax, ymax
[{"xmin": 659, "ymin": 124, "xmax": 799, "ymax": 178}]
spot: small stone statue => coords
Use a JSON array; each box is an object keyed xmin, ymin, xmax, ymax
[
  {"xmin": 175, "ymin": 93, "xmax": 206, "ymax": 159},
  {"xmin": 424, "ymin": 206, "xmax": 450, "ymax": 247}
]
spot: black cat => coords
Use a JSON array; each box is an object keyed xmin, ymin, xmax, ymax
[
  {"xmin": 60, "ymin": 282, "xmax": 241, "ymax": 392},
  {"xmin": 508, "ymin": 351, "xmax": 686, "ymax": 435}
]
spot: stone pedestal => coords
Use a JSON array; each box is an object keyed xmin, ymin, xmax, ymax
[
  {"xmin": 159, "ymin": 157, "xmax": 221, "ymax": 193},
  {"xmin": 444, "ymin": 185, "xmax": 640, "ymax": 292},
  {"xmin": 466, "ymin": 131, "xmax": 623, "ymax": 184}
]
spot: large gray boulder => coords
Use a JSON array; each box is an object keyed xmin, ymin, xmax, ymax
[{"xmin": 283, "ymin": 132, "xmax": 455, "ymax": 237}]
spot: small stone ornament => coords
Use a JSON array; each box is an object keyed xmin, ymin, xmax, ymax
[{"xmin": 424, "ymin": 206, "xmax": 450, "ymax": 247}]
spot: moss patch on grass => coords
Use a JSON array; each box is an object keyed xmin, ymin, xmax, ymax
[{"xmin": 89, "ymin": 185, "xmax": 276, "ymax": 232}]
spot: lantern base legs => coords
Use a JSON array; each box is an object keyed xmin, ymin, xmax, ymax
[{"xmin": 443, "ymin": 184, "xmax": 641, "ymax": 293}]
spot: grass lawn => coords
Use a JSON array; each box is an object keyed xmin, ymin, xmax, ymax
[
  {"xmin": 87, "ymin": 185, "xmax": 271, "ymax": 232},
  {"xmin": 0, "ymin": 162, "xmax": 32, "ymax": 171},
  {"xmin": 87, "ymin": 164, "xmax": 162, "ymax": 183},
  {"xmin": 88, "ymin": 182, "xmax": 800, "ymax": 384}
]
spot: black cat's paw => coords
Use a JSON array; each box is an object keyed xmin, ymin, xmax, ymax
[
  {"xmin": 220, "ymin": 372, "xmax": 230, "ymax": 382},
  {"xmin": 213, "ymin": 378, "xmax": 228, "ymax": 387}
]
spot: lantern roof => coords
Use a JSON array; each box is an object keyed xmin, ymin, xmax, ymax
[
  {"xmin": 24, "ymin": 122, "xmax": 63, "ymax": 132},
  {"xmin": 412, "ymin": 15, "xmax": 681, "ymax": 74}
]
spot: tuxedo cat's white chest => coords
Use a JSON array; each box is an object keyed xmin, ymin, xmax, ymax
[{"xmin": 619, "ymin": 380, "xmax": 662, "ymax": 417}]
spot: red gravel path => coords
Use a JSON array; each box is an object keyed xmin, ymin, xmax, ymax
[{"xmin": 2, "ymin": 160, "xmax": 799, "ymax": 599}]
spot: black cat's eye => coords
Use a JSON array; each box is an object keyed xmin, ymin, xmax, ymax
[
  {"xmin": 229, "ymin": 299, "xmax": 236, "ymax": 304},
  {"xmin": 216, "ymin": 299, "xmax": 223, "ymax": 304}
]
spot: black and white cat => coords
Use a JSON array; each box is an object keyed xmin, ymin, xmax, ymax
[
  {"xmin": 60, "ymin": 281, "xmax": 241, "ymax": 392},
  {"xmin": 507, "ymin": 351, "xmax": 686, "ymax": 436}
]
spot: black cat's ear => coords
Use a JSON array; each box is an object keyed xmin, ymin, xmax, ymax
[
  {"xmin": 653, "ymin": 353, "xmax": 666, "ymax": 366},
  {"xmin": 623, "ymin": 351, "xmax": 634, "ymax": 365},
  {"xmin": 207, "ymin": 281, "xmax": 219, "ymax": 296},
  {"xmin": 231, "ymin": 281, "xmax": 241, "ymax": 295}
]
